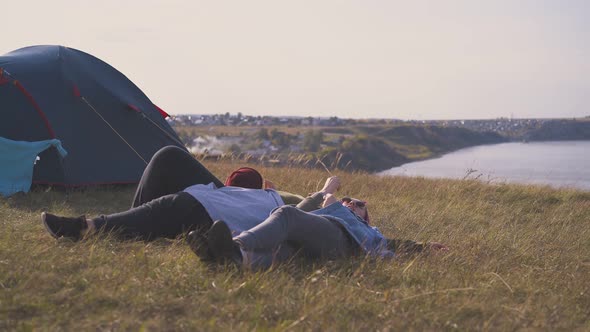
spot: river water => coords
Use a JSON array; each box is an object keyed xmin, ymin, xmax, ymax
[{"xmin": 379, "ymin": 141, "xmax": 590, "ymax": 191}]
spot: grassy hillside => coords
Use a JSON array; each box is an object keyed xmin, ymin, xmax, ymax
[
  {"xmin": 1, "ymin": 162, "xmax": 589, "ymax": 330},
  {"xmin": 322, "ymin": 125, "xmax": 506, "ymax": 171},
  {"xmin": 175, "ymin": 124, "xmax": 506, "ymax": 172}
]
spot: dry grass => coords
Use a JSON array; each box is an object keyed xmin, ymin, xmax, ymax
[{"xmin": 1, "ymin": 162, "xmax": 589, "ymax": 330}]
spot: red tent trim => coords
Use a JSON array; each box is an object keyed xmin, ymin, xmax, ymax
[
  {"xmin": 72, "ymin": 84, "xmax": 81, "ymax": 97},
  {"xmin": 14, "ymin": 80, "xmax": 56, "ymax": 138},
  {"xmin": 32, "ymin": 180, "xmax": 139, "ymax": 187},
  {"xmin": 0, "ymin": 68, "xmax": 9, "ymax": 85},
  {"xmin": 127, "ymin": 104, "xmax": 142, "ymax": 113},
  {"xmin": 154, "ymin": 104, "xmax": 170, "ymax": 118}
]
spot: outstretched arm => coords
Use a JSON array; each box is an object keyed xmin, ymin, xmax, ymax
[
  {"xmin": 322, "ymin": 193, "xmax": 338, "ymax": 207},
  {"xmin": 295, "ymin": 176, "xmax": 341, "ymax": 212},
  {"xmin": 319, "ymin": 176, "xmax": 341, "ymax": 207},
  {"xmin": 319, "ymin": 176, "xmax": 341, "ymax": 196}
]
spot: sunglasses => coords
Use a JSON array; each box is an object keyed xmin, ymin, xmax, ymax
[{"xmin": 341, "ymin": 197, "xmax": 366, "ymax": 208}]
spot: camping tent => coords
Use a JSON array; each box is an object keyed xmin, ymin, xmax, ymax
[{"xmin": 0, "ymin": 45, "xmax": 186, "ymax": 190}]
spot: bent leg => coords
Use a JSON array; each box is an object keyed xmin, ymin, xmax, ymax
[
  {"xmin": 132, "ymin": 146, "xmax": 224, "ymax": 207},
  {"xmin": 235, "ymin": 206, "xmax": 353, "ymax": 260},
  {"xmin": 94, "ymin": 192, "xmax": 213, "ymax": 240}
]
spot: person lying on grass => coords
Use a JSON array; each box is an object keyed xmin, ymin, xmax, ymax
[
  {"xmin": 187, "ymin": 177, "xmax": 449, "ymax": 270},
  {"xmin": 41, "ymin": 146, "xmax": 308, "ymax": 244},
  {"xmin": 41, "ymin": 145, "xmax": 446, "ymax": 267}
]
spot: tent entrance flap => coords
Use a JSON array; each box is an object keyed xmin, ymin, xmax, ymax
[{"xmin": 0, "ymin": 137, "xmax": 67, "ymax": 196}]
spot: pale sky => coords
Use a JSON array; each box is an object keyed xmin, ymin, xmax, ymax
[{"xmin": 3, "ymin": 0, "xmax": 589, "ymax": 120}]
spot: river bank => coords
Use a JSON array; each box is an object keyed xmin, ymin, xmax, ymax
[
  {"xmin": 381, "ymin": 140, "xmax": 590, "ymax": 191},
  {"xmin": 180, "ymin": 119, "xmax": 590, "ymax": 173}
]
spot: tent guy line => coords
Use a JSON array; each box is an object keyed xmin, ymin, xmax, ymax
[{"xmin": 80, "ymin": 95, "xmax": 148, "ymax": 165}]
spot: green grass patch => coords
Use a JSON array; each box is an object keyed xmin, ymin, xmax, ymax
[{"xmin": 1, "ymin": 163, "xmax": 589, "ymax": 330}]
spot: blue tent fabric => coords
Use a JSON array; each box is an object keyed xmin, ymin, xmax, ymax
[
  {"xmin": 0, "ymin": 137, "xmax": 67, "ymax": 196},
  {"xmin": 0, "ymin": 45, "xmax": 186, "ymax": 186}
]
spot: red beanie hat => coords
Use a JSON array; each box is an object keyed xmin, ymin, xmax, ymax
[{"xmin": 224, "ymin": 167, "xmax": 264, "ymax": 189}]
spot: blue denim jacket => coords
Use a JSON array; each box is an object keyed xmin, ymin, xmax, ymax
[{"xmin": 311, "ymin": 202, "xmax": 394, "ymax": 258}]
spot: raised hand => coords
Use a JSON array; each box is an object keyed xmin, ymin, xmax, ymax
[{"xmin": 320, "ymin": 176, "xmax": 341, "ymax": 195}]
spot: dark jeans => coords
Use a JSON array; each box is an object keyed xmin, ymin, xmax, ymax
[
  {"xmin": 92, "ymin": 146, "xmax": 223, "ymax": 240},
  {"xmin": 131, "ymin": 146, "xmax": 223, "ymax": 207}
]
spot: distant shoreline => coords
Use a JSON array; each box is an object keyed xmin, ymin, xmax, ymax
[
  {"xmin": 176, "ymin": 119, "xmax": 590, "ymax": 173},
  {"xmin": 380, "ymin": 140, "xmax": 590, "ymax": 192},
  {"xmin": 394, "ymin": 138, "xmax": 590, "ymax": 170}
]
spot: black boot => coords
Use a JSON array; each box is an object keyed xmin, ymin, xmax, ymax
[
  {"xmin": 207, "ymin": 220, "xmax": 242, "ymax": 266},
  {"xmin": 186, "ymin": 230, "xmax": 214, "ymax": 262},
  {"xmin": 42, "ymin": 212, "xmax": 88, "ymax": 241}
]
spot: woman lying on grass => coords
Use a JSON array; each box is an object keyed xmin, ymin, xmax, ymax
[
  {"xmin": 188, "ymin": 177, "xmax": 449, "ymax": 269},
  {"xmin": 41, "ymin": 146, "xmax": 306, "ymax": 249}
]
